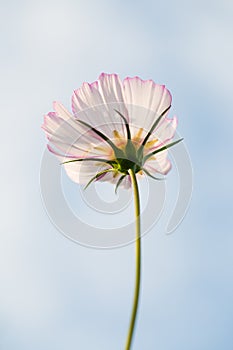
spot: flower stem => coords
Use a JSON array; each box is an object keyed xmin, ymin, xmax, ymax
[{"xmin": 125, "ymin": 169, "xmax": 141, "ymax": 350}]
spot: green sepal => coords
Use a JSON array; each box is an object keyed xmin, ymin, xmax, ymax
[
  {"xmin": 61, "ymin": 157, "xmax": 111, "ymax": 165},
  {"xmin": 143, "ymin": 138, "xmax": 183, "ymax": 163},
  {"xmin": 125, "ymin": 139, "xmax": 137, "ymax": 162},
  {"xmin": 115, "ymin": 175, "xmax": 126, "ymax": 194},
  {"xmin": 76, "ymin": 119, "xmax": 124, "ymax": 159},
  {"xmin": 136, "ymin": 105, "xmax": 171, "ymax": 159},
  {"xmin": 141, "ymin": 105, "xmax": 171, "ymax": 146},
  {"xmin": 84, "ymin": 168, "xmax": 115, "ymax": 190},
  {"xmin": 114, "ymin": 109, "xmax": 131, "ymax": 140},
  {"xmin": 142, "ymin": 167, "xmax": 164, "ymax": 181}
]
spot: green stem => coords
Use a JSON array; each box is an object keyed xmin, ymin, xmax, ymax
[{"xmin": 125, "ymin": 169, "xmax": 141, "ymax": 350}]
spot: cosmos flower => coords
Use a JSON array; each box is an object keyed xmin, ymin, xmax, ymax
[
  {"xmin": 42, "ymin": 73, "xmax": 181, "ymax": 191},
  {"xmin": 42, "ymin": 73, "xmax": 183, "ymax": 350}
]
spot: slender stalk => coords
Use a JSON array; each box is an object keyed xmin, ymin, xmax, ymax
[{"xmin": 125, "ymin": 169, "xmax": 141, "ymax": 350}]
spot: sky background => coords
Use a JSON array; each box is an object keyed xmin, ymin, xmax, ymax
[{"xmin": 1, "ymin": 0, "xmax": 233, "ymax": 349}]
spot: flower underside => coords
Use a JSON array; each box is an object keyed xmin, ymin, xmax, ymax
[
  {"xmin": 63, "ymin": 108, "xmax": 183, "ymax": 192},
  {"xmin": 43, "ymin": 73, "xmax": 182, "ymax": 191}
]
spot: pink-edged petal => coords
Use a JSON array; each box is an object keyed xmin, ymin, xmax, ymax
[
  {"xmin": 62, "ymin": 159, "xmax": 112, "ymax": 184},
  {"xmin": 72, "ymin": 73, "xmax": 127, "ymax": 138},
  {"xmin": 144, "ymin": 150, "xmax": 172, "ymax": 175},
  {"xmin": 72, "ymin": 81, "xmax": 103, "ymax": 113},
  {"xmin": 98, "ymin": 73, "xmax": 124, "ymax": 105},
  {"xmin": 147, "ymin": 116, "xmax": 178, "ymax": 151},
  {"xmin": 42, "ymin": 113, "xmax": 91, "ymax": 151},
  {"xmin": 122, "ymin": 174, "xmax": 132, "ymax": 189},
  {"xmin": 53, "ymin": 101, "xmax": 72, "ymax": 121},
  {"xmin": 123, "ymin": 77, "xmax": 172, "ymax": 135},
  {"xmin": 42, "ymin": 112, "xmax": 113, "ymax": 159},
  {"xmin": 98, "ymin": 172, "xmax": 132, "ymax": 190},
  {"xmin": 98, "ymin": 73, "xmax": 128, "ymax": 135},
  {"xmin": 155, "ymin": 115, "xmax": 177, "ymax": 142},
  {"xmin": 42, "ymin": 112, "xmax": 82, "ymax": 140},
  {"xmin": 47, "ymin": 144, "xmax": 77, "ymax": 158},
  {"xmin": 98, "ymin": 170, "xmax": 121, "ymax": 185}
]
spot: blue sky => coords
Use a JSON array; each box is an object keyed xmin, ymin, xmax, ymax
[{"xmin": 1, "ymin": 0, "xmax": 233, "ymax": 349}]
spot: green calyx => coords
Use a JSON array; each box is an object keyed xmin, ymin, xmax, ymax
[
  {"xmin": 62, "ymin": 109, "xmax": 184, "ymax": 191},
  {"xmin": 62, "ymin": 137, "xmax": 183, "ymax": 177},
  {"xmin": 109, "ymin": 139, "xmax": 142, "ymax": 175}
]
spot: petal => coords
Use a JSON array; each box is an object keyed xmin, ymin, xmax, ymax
[
  {"xmin": 123, "ymin": 77, "xmax": 172, "ymax": 135},
  {"xmin": 72, "ymin": 81, "xmax": 103, "ymax": 114},
  {"xmin": 98, "ymin": 73, "xmax": 125, "ymax": 106},
  {"xmin": 62, "ymin": 160, "xmax": 112, "ymax": 184},
  {"xmin": 42, "ymin": 112, "xmax": 113, "ymax": 158},
  {"xmin": 42, "ymin": 113, "xmax": 90, "ymax": 153},
  {"xmin": 53, "ymin": 101, "xmax": 72, "ymax": 121},
  {"xmin": 98, "ymin": 170, "xmax": 121, "ymax": 185},
  {"xmin": 144, "ymin": 150, "xmax": 171, "ymax": 175},
  {"xmin": 72, "ymin": 73, "xmax": 127, "ymax": 138},
  {"xmin": 122, "ymin": 174, "xmax": 132, "ymax": 189},
  {"xmin": 99, "ymin": 172, "xmax": 132, "ymax": 190},
  {"xmin": 147, "ymin": 116, "xmax": 178, "ymax": 151},
  {"xmin": 155, "ymin": 115, "xmax": 177, "ymax": 142}
]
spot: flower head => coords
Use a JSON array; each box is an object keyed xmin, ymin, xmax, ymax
[{"xmin": 42, "ymin": 73, "xmax": 182, "ymax": 191}]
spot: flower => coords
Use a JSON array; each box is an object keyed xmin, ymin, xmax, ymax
[
  {"xmin": 42, "ymin": 73, "xmax": 182, "ymax": 191},
  {"xmin": 41, "ymin": 73, "xmax": 183, "ymax": 349}
]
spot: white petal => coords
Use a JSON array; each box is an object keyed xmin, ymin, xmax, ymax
[
  {"xmin": 155, "ymin": 116, "xmax": 177, "ymax": 142},
  {"xmin": 98, "ymin": 73, "xmax": 124, "ymax": 106},
  {"xmin": 53, "ymin": 101, "xmax": 72, "ymax": 121},
  {"xmin": 42, "ymin": 112, "xmax": 113, "ymax": 158},
  {"xmin": 144, "ymin": 150, "xmax": 171, "ymax": 175},
  {"xmin": 99, "ymin": 173, "xmax": 132, "ymax": 189},
  {"xmin": 72, "ymin": 73, "xmax": 127, "ymax": 138},
  {"xmin": 147, "ymin": 116, "xmax": 178, "ymax": 151},
  {"xmin": 72, "ymin": 81, "xmax": 103, "ymax": 113},
  {"xmin": 62, "ymin": 160, "xmax": 112, "ymax": 184},
  {"xmin": 98, "ymin": 170, "xmax": 121, "ymax": 185},
  {"xmin": 123, "ymin": 77, "xmax": 172, "ymax": 135},
  {"xmin": 122, "ymin": 175, "xmax": 132, "ymax": 189}
]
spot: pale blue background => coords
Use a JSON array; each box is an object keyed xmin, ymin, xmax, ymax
[{"xmin": 1, "ymin": 0, "xmax": 233, "ymax": 349}]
